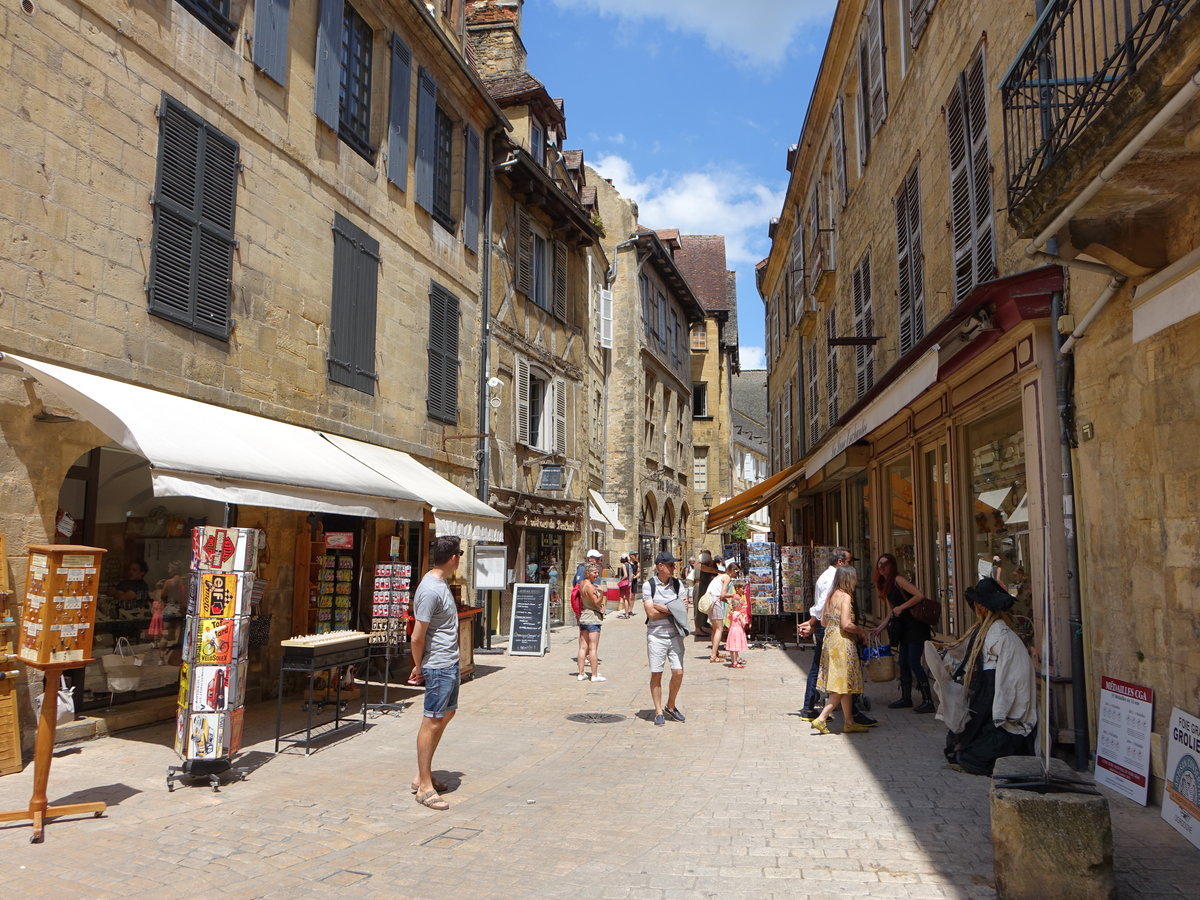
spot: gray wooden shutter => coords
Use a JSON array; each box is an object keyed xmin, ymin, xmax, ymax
[
  {"xmin": 314, "ymin": 0, "xmax": 342, "ymax": 131},
  {"xmin": 832, "ymin": 98, "xmax": 847, "ymax": 206},
  {"xmin": 867, "ymin": 0, "xmax": 887, "ymax": 132},
  {"xmin": 947, "ymin": 72, "xmax": 973, "ymax": 302},
  {"xmin": 427, "ymin": 283, "xmax": 460, "ymax": 423},
  {"xmin": 910, "ymin": 0, "xmax": 936, "ymax": 48},
  {"xmin": 895, "ymin": 178, "xmax": 913, "ymax": 356},
  {"xmin": 853, "ymin": 254, "xmax": 873, "ymax": 398},
  {"xmin": 252, "ymin": 0, "xmax": 290, "ymax": 86},
  {"xmin": 329, "ymin": 214, "xmax": 379, "ymax": 394},
  {"xmin": 856, "ymin": 44, "xmax": 870, "ymax": 170},
  {"xmin": 552, "ymin": 240, "xmax": 567, "ymax": 319},
  {"xmin": 463, "ymin": 125, "xmax": 481, "ymax": 252},
  {"xmin": 387, "ymin": 34, "xmax": 412, "ymax": 191},
  {"xmin": 516, "ymin": 207, "xmax": 534, "ymax": 296},
  {"xmin": 515, "ymin": 356, "xmax": 530, "ymax": 444},
  {"xmin": 966, "ymin": 49, "xmax": 996, "ymax": 290},
  {"xmin": 553, "ymin": 378, "xmax": 567, "ymax": 455},
  {"xmin": 807, "ymin": 340, "xmax": 819, "ymax": 446},
  {"xmin": 415, "ymin": 67, "xmax": 437, "ymax": 213},
  {"xmin": 826, "ymin": 307, "xmax": 839, "ymax": 426},
  {"xmin": 148, "ymin": 95, "xmax": 237, "ymax": 341},
  {"xmin": 906, "ymin": 166, "xmax": 926, "ymax": 346}
]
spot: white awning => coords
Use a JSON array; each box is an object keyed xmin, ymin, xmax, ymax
[
  {"xmin": 3, "ymin": 353, "xmax": 504, "ymax": 539},
  {"xmin": 805, "ymin": 347, "xmax": 940, "ymax": 477},
  {"xmin": 587, "ymin": 489, "xmax": 626, "ymax": 534}
]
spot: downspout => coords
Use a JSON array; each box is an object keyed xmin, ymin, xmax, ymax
[{"xmin": 477, "ymin": 127, "xmax": 497, "ymax": 649}]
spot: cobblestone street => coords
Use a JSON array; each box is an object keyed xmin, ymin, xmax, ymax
[{"xmin": 1, "ymin": 616, "xmax": 1196, "ymax": 899}]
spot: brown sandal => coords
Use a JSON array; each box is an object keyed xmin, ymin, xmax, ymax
[
  {"xmin": 411, "ymin": 777, "xmax": 449, "ymax": 794},
  {"xmin": 415, "ymin": 789, "xmax": 449, "ymax": 810}
]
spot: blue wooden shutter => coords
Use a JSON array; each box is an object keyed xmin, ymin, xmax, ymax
[
  {"xmin": 252, "ymin": 0, "xmax": 290, "ymax": 86},
  {"xmin": 427, "ymin": 283, "xmax": 460, "ymax": 423},
  {"xmin": 314, "ymin": 0, "xmax": 342, "ymax": 131},
  {"xmin": 415, "ymin": 67, "xmax": 437, "ymax": 213},
  {"xmin": 329, "ymin": 214, "xmax": 380, "ymax": 394},
  {"xmin": 387, "ymin": 34, "xmax": 412, "ymax": 190},
  {"xmin": 463, "ymin": 125, "xmax": 481, "ymax": 252}
]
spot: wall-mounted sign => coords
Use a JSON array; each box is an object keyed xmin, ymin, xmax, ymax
[{"xmin": 473, "ymin": 545, "xmax": 508, "ymax": 591}]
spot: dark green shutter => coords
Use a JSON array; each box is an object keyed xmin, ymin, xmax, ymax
[
  {"xmin": 387, "ymin": 34, "xmax": 412, "ymax": 191},
  {"xmin": 329, "ymin": 214, "xmax": 380, "ymax": 395},
  {"xmin": 415, "ymin": 67, "xmax": 437, "ymax": 213},
  {"xmin": 252, "ymin": 0, "xmax": 290, "ymax": 86},
  {"xmin": 463, "ymin": 125, "xmax": 480, "ymax": 252},
  {"xmin": 314, "ymin": 0, "xmax": 342, "ymax": 130}
]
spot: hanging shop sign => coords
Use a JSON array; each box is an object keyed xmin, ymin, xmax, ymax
[
  {"xmin": 325, "ymin": 532, "xmax": 354, "ymax": 550},
  {"xmin": 1094, "ymin": 676, "xmax": 1153, "ymax": 806},
  {"xmin": 1162, "ymin": 706, "xmax": 1200, "ymax": 850}
]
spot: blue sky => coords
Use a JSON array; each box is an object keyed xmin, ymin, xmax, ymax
[{"xmin": 521, "ymin": 0, "xmax": 837, "ymax": 369}]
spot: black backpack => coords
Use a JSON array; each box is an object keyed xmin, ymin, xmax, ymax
[{"xmin": 646, "ymin": 577, "xmax": 683, "ymax": 624}]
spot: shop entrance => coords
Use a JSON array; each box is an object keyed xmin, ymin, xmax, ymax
[{"xmin": 920, "ymin": 439, "xmax": 957, "ymax": 634}]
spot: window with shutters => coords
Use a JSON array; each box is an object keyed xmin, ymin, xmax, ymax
[
  {"xmin": 593, "ymin": 390, "xmax": 604, "ymax": 452},
  {"xmin": 807, "ymin": 338, "xmax": 820, "ymax": 447},
  {"xmin": 690, "ymin": 323, "xmax": 707, "ymax": 350},
  {"xmin": 530, "ymin": 119, "xmax": 545, "ymax": 166},
  {"xmin": 433, "ymin": 106, "xmax": 454, "ymax": 225},
  {"xmin": 656, "ymin": 291, "xmax": 668, "ymax": 353},
  {"xmin": 427, "ymin": 282, "xmax": 460, "ymax": 423},
  {"xmin": 851, "ymin": 252, "xmax": 875, "ymax": 399},
  {"xmin": 832, "ymin": 98, "xmax": 848, "ymax": 206},
  {"xmin": 328, "ymin": 214, "xmax": 380, "ymax": 394},
  {"xmin": 645, "ymin": 379, "xmax": 657, "ymax": 460},
  {"xmin": 675, "ymin": 394, "xmax": 686, "ymax": 471},
  {"xmin": 147, "ymin": 95, "xmax": 239, "ymax": 341},
  {"xmin": 693, "ymin": 447, "xmax": 709, "ymax": 491},
  {"xmin": 532, "ymin": 232, "xmax": 549, "ymax": 310},
  {"xmin": 826, "ymin": 306, "xmax": 840, "ymax": 427},
  {"xmin": 339, "ymin": 4, "xmax": 374, "ymax": 160},
  {"xmin": 518, "ymin": 216, "xmax": 567, "ymax": 319},
  {"xmin": 640, "ymin": 275, "xmax": 653, "ymax": 339},
  {"xmin": 692, "ymin": 383, "xmax": 709, "ymax": 418},
  {"xmin": 252, "ymin": 0, "xmax": 290, "ymax": 84},
  {"xmin": 670, "ymin": 310, "xmax": 681, "ymax": 366},
  {"xmin": 782, "ymin": 377, "xmax": 793, "ymax": 467},
  {"xmin": 414, "ymin": 66, "xmax": 460, "ymax": 233},
  {"xmin": 179, "ymin": 0, "xmax": 236, "ymax": 44},
  {"xmin": 790, "ymin": 229, "xmax": 804, "ymax": 322},
  {"xmin": 947, "ymin": 46, "xmax": 995, "ymax": 303},
  {"xmin": 909, "ymin": 0, "xmax": 936, "ymax": 49},
  {"xmin": 773, "ymin": 398, "xmax": 782, "ymax": 471},
  {"xmin": 599, "ymin": 288, "xmax": 614, "ymax": 349},
  {"xmin": 515, "ymin": 360, "xmax": 565, "ymax": 454},
  {"xmin": 894, "ymin": 163, "xmax": 926, "ymax": 356}
]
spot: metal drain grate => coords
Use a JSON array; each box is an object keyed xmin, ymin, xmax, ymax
[
  {"xmin": 565, "ymin": 712, "xmax": 626, "ymax": 724},
  {"xmin": 421, "ymin": 826, "xmax": 483, "ymax": 849}
]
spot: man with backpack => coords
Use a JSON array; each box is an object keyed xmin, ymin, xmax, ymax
[{"xmin": 643, "ymin": 551, "xmax": 690, "ymax": 727}]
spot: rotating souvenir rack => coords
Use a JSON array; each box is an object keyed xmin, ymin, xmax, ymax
[
  {"xmin": 167, "ymin": 527, "xmax": 259, "ymax": 792},
  {"xmin": 365, "ymin": 560, "xmax": 412, "ymax": 716},
  {"xmin": 744, "ymin": 541, "xmax": 783, "ymax": 646}
]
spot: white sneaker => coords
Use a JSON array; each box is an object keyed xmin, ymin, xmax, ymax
[
  {"xmin": 577, "ymin": 673, "xmax": 588, "ymax": 681},
  {"xmin": 590, "ymin": 674, "xmax": 607, "ymax": 683}
]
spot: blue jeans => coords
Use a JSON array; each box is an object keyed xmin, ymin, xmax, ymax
[{"xmin": 898, "ymin": 639, "xmax": 930, "ymax": 691}]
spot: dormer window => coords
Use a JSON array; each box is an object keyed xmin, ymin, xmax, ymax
[{"xmin": 530, "ymin": 119, "xmax": 545, "ymax": 166}]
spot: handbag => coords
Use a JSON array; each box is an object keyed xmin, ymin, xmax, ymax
[
  {"xmin": 698, "ymin": 590, "xmax": 714, "ymax": 615},
  {"xmin": 861, "ymin": 637, "xmax": 897, "ymax": 683},
  {"xmin": 909, "ymin": 596, "xmax": 942, "ymax": 628},
  {"xmin": 616, "ymin": 578, "xmax": 631, "ymax": 590},
  {"xmin": 102, "ymin": 636, "xmax": 143, "ymax": 693},
  {"xmin": 34, "ymin": 675, "xmax": 76, "ymax": 725}
]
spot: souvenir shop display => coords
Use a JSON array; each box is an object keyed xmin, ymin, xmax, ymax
[
  {"xmin": 1, "ymin": 544, "xmax": 108, "ymax": 842},
  {"xmin": 745, "ymin": 541, "xmax": 780, "ymax": 616},
  {"xmin": 780, "ymin": 546, "xmax": 805, "ymax": 614},
  {"xmin": 316, "ymin": 532, "xmax": 355, "ymax": 634},
  {"xmin": 0, "ymin": 534, "xmax": 18, "ymax": 777},
  {"xmin": 365, "ymin": 558, "xmax": 411, "ymax": 716},
  {"xmin": 166, "ymin": 526, "xmax": 260, "ymax": 792},
  {"xmin": 274, "ymin": 630, "xmax": 370, "ymax": 754}
]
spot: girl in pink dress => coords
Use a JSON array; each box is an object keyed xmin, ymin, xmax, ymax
[{"xmin": 725, "ymin": 592, "xmax": 749, "ymax": 668}]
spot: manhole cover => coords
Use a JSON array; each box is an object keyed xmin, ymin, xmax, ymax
[{"xmin": 565, "ymin": 712, "xmax": 626, "ymax": 724}]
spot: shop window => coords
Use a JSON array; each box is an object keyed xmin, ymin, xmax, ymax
[
  {"xmin": 147, "ymin": 95, "xmax": 238, "ymax": 341},
  {"xmin": 178, "ymin": 0, "xmax": 237, "ymax": 44},
  {"xmin": 328, "ymin": 214, "xmax": 380, "ymax": 394},
  {"xmin": 427, "ymin": 282, "xmax": 460, "ymax": 423},
  {"xmin": 947, "ymin": 45, "xmax": 995, "ymax": 303},
  {"xmin": 964, "ymin": 404, "xmax": 1032, "ymax": 640},
  {"xmin": 883, "ymin": 455, "xmax": 916, "ymax": 585},
  {"xmin": 314, "ymin": 0, "xmax": 375, "ymax": 162}
]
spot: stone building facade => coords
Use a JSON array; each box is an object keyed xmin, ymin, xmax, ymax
[
  {"xmin": 754, "ymin": 0, "xmax": 1200, "ymax": 790},
  {"xmin": 0, "ymin": 0, "xmax": 505, "ymax": 738}
]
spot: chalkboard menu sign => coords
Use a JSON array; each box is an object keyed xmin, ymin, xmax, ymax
[{"xmin": 508, "ymin": 583, "xmax": 550, "ymax": 656}]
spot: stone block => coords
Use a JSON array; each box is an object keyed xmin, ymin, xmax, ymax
[{"xmin": 990, "ymin": 756, "xmax": 1115, "ymax": 900}]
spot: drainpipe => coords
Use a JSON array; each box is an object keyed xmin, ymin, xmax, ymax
[{"xmin": 477, "ymin": 127, "xmax": 498, "ymax": 649}]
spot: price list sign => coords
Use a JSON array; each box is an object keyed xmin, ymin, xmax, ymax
[
  {"xmin": 1162, "ymin": 707, "xmax": 1200, "ymax": 851},
  {"xmin": 1094, "ymin": 675, "xmax": 1153, "ymax": 805}
]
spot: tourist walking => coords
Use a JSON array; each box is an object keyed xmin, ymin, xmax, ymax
[
  {"xmin": 810, "ymin": 565, "xmax": 870, "ymax": 735},
  {"xmin": 576, "ymin": 563, "xmax": 606, "ymax": 682},
  {"xmin": 617, "ymin": 554, "xmax": 635, "ymax": 618},
  {"xmin": 643, "ymin": 551, "xmax": 689, "ymax": 726},
  {"xmin": 870, "ymin": 553, "xmax": 935, "ymax": 713}
]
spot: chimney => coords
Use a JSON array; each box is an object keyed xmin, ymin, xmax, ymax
[{"xmin": 466, "ymin": 0, "xmax": 526, "ymax": 77}]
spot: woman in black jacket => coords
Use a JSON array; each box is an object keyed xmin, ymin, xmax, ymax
[{"xmin": 870, "ymin": 553, "xmax": 934, "ymax": 713}]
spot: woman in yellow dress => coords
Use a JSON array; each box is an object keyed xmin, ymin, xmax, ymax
[{"xmin": 812, "ymin": 565, "xmax": 870, "ymax": 735}]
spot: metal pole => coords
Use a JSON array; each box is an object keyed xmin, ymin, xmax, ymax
[{"xmin": 477, "ymin": 127, "xmax": 497, "ymax": 650}]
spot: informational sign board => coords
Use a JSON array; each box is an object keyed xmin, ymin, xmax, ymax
[
  {"xmin": 1162, "ymin": 706, "xmax": 1200, "ymax": 850},
  {"xmin": 1094, "ymin": 676, "xmax": 1153, "ymax": 805},
  {"xmin": 474, "ymin": 545, "xmax": 508, "ymax": 591},
  {"xmin": 507, "ymin": 583, "xmax": 549, "ymax": 656}
]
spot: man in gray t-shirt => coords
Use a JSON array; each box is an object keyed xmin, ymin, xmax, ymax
[
  {"xmin": 409, "ymin": 535, "xmax": 463, "ymax": 811},
  {"xmin": 643, "ymin": 552, "xmax": 689, "ymax": 727}
]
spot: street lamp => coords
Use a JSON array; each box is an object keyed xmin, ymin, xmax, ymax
[{"xmin": 702, "ymin": 492, "xmax": 713, "ymax": 509}]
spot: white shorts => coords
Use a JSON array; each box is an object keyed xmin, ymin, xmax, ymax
[{"xmin": 646, "ymin": 631, "xmax": 685, "ymax": 673}]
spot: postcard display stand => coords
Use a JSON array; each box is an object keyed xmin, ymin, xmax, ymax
[
  {"xmin": 166, "ymin": 527, "xmax": 259, "ymax": 793},
  {"xmin": 1, "ymin": 534, "xmax": 20, "ymax": 777},
  {"xmin": 0, "ymin": 544, "xmax": 107, "ymax": 842},
  {"xmin": 745, "ymin": 541, "xmax": 781, "ymax": 645},
  {"xmin": 365, "ymin": 560, "xmax": 412, "ymax": 715}
]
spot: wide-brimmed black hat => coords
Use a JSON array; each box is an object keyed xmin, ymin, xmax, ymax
[
  {"xmin": 655, "ymin": 551, "xmax": 679, "ymax": 565},
  {"xmin": 965, "ymin": 576, "xmax": 1014, "ymax": 612}
]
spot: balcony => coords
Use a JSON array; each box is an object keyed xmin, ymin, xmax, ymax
[
  {"xmin": 1002, "ymin": 0, "xmax": 1200, "ymax": 253},
  {"xmin": 808, "ymin": 228, "xmax": 836, "ymax": 298}
]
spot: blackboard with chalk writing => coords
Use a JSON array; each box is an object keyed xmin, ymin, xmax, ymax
[{"xmin": 507, "ymin": 583, "xmax": 550, "ymax": 656}]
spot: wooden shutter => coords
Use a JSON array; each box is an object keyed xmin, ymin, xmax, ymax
[
  {"xmin": 552, "ymin": 240, "xmax": 567, "ymax": 319},
  {"xmin": 910, "ymin": 0, "xmax": 936, "ymax": 48},
  {"xmin": 782, "ymin": 378, "xmax": 792, "ymax": 466},
  {"xmin": 252, "ymin": 0, "xmax": 290, "ymax": 86},
  {"xmin": 966, "ymin": 49, "xmax": 995, "ymax": 289},
  {"xmin": 463, "ymin": 125, "xmax": 481, "ymax": 252},
  {"xmin": 947, "ymin": 72, "xmax": 973, "ymax": 302},
  {"xmin": 807, "ymin": 340, "xmax": 819, "ymax": 446},
  {"xmin": 415, "ymin": 67, "xmax": 437, "ymax": 213},
  {"xmin": 895, "ymin": 177, "xmax": 913, "ymax": 356},
  {"xmin": 515, "ymin": 355, "xmax": 530, "ymax": 444},
  {"xmin": 329, "ymin": 214, "xmax": 379, "ymax": 394},
  {"xmin": 148, "ymin": 95, "xmax": 237, "ymax": 341},
  {"xmin": 853, "ymin": 254, "xmax": 873, "ymax": 398},
  {"xmin": 856, "ymin": 45, "xmax": 870, "ymax": 170},
  {"xmin": 867, "ymin": 0, "xmax": 887, "ymax": 133},
  {"xmin": 314, "ymin": 0, "xmax": 342, "ymax": 130},
  {"xmin": 553, "ymin": 378, "xmax": 567, "ymax": 455},
  {"xmin": 599, "ymin": 288, "xmax": 613, "ymax": 349},
  {"xmin": 832, "ymin": 97, "xmax": 847, "ymax": 207},
  {"xmin": 516, "ymin": 207, "xmax": 534, "ymax": 296},
  {"xmin": 906, "ymin": 166, "xmax": 926, "ymax": 346},
  {"xmin": 826, "ymin": 307, "xmax": 839, "ymax": 426},
  {"xmin": 427, "ymin": 283, "xmax": 459, "ymax": 423},
  {"xmin": 387, "ymin": 34, "xmax": 412, "ymax": 191}
]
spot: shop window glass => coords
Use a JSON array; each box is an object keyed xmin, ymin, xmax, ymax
[
  {"xmin": 883, "ymin": 455, "xmax": 916, "ymax": 586},
  {"xmin": 847, "ymin": 473, "xmax": 872, "ymax": 614},
  {"xmin": 964, "ymin": 404, "xmax": 1033, "ymax": 642}
]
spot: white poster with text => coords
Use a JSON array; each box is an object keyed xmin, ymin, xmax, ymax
[
  {"xmin": 1162, "ymin": 707, "xmax": 1200, "ymax": 850},
  {"xmin": 1095, "ymin": 676, "xmax": 1153, "ymax": 805}
]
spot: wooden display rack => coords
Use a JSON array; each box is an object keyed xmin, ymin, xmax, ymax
[
  {"xmin": 0, "ymin": 544, "xmax": 107, "ymax": 842},
  {"xmin": 0, "ymin": 534, "xmax": 22, "ymax": 777}
]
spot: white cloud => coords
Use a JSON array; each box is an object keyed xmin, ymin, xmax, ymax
[
  {"xmin": 740, "ymin": 346, "xmax": 765, "ymax": 370},
  {"xmin": 551, "ymin": 0, "xmax": 834, "ymax": 66},
  {"xmin": 592, "ymin": 154, "xmax": 782, "ymax": 269}
]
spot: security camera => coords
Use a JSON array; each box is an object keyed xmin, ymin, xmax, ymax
[{"xmin": 487, "ymin": 377, "xmax": 503, "ymax": 389}]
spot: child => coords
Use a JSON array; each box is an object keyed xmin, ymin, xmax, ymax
[{"xmin": 725, "ymin": 590, "xmax": 749, "ymax": 668}]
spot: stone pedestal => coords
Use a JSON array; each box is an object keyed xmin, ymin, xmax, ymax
[{"xmin": 990, "ymin": 756, "xmax": 1115, "ymax": 899}]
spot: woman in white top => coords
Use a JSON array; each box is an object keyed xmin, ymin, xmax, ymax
[{"xmin": 705, "ymin": 562, "xmax": 740, "ymax": 663}]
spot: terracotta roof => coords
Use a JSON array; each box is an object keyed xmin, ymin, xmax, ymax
[
  {"xmin": 562, "ymin": 149, "xmax": 583, "ymax": 171},
  {"xmin": 655, "ymin": 228, "xmax": 680, "ymax": 243},
  {"xmin": 580, "ymin": 185, "xmax": 596, "ymax": 208},
  {"xmin": 673, "ymin": 235, "xmax": 731, "ymax": 312},
  {"xmin": 483, "ymin": 72, "xmax": 565, "ymax": 126}
]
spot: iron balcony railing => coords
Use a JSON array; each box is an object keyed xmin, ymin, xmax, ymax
[{"xmin": 1002, "ymin": 0, "xmax": 1198, "ymax": 211}]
